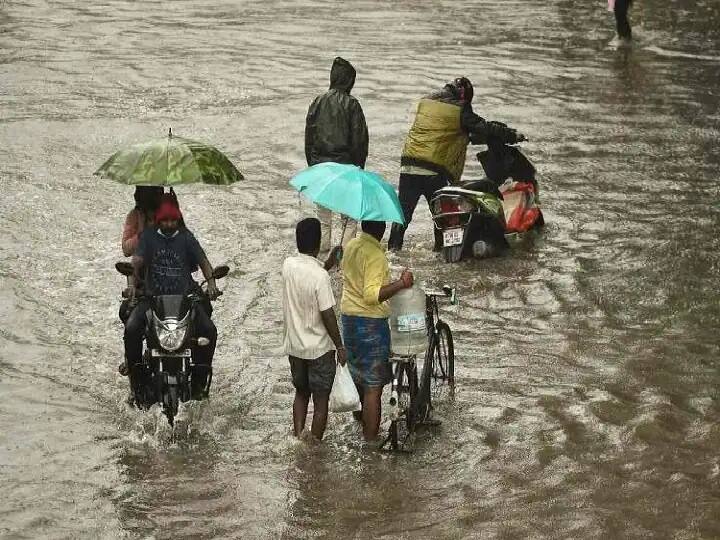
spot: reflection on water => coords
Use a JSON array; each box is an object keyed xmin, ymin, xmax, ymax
[{"xmin": 1, "ymin": 0, "xmax": 720, "ymax": 537}]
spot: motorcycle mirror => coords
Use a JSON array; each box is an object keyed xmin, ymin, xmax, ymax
[
  {"xmin": 115, "ymin": 262, "xmax": 134, "ymax": 276},
  {"xmin": 212, "ymin": 265, "xmax": 230, "ymax": 280}
]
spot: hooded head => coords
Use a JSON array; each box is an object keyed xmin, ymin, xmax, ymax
[{"xmin": 329, "ymin": 57, "xmax": 356, "ymax": 94}]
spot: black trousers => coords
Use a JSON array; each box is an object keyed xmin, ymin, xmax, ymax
[
  {"xmin": 388, "ymin": 172, "xmax": 447, "ymax": 251},
  {"xmin": 615, "ymin": 0, "xmax": 633, "ymax": 40}
]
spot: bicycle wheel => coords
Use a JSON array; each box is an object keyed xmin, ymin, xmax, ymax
[
  {"xmin": 434, "ymin": 322, "xmax": 455, "ymax": 387},
  {"xmin": 389, "ymin": 362, "xmax": 418, "ymax": 449}
]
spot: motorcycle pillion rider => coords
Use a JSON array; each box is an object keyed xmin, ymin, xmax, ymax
[
  {"xmin": 122, "ymin": 186, "xmax": 164, "ymax": 257},
  {"xmin": 119, "ymin": 186, "xmax": 164, "ymax": 324},
  {"xmin": 124, "ymin": 196, "xmax": 221, "ymax": 400},
  {"xmin": 387, "ymin": 77, "xmax": 526, "ymax": 252}
]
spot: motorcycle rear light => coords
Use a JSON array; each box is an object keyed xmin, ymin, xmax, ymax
[
  {"xmin": 440, "ymin": 200, "xmax": 460, "ymax": 213},
  {"xmin": 457, "ymin": 199, "xmax": 474, "ymax": 213}
]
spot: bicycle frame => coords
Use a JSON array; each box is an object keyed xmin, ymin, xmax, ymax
[{"xmin": 383, "ymin": 285, "xmax": 457, "ymax": 452}]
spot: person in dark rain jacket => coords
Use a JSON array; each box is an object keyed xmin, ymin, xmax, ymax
[
  {"xmin": 305, "ymin": 57, "xmax": 369, "ymax": 251},
  {"xmin": 614, "ymin": 0, "xmax": 634, "ymax": 41},
  {"xmin": 388, "ymin": 77, "xmax": 524, "ymax": 252}
]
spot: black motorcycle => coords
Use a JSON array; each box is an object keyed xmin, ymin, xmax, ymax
[
  {"xmin": 430, "ymin": 132, "xmax": 543, "ymax": 263},
  {"xmin": 115, "ymin": 262, "xmax": 229, "ymax": 426}
]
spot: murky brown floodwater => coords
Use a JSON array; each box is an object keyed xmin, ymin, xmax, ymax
[{"xmin": 2, "ymin": 0, "xmax": 720, "ymax": 538}]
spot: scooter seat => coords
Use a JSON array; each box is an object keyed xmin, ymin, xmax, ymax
[{"xmin": 461, "ymin": 179, "xmax": 502, "ymax": 199}]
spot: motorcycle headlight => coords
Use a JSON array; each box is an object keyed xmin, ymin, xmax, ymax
[{"xmin": 154, "ymin": 316, "xmax": 189, "ymax": 352}]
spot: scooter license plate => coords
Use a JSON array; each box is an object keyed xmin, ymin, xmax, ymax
[{"xmin": 443, "ymin": 228, "xmax": 464, "ymax": 247}]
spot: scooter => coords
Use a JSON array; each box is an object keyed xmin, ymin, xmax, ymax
[
  {"xmin": 115, "ymin": 262, "xmax": 229, "ymax": 426},
  {"xmin": 430, "ymin": 133, "xmax": 544, "ymax": 263}
]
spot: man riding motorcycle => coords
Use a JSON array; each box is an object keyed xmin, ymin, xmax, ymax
[
  {"xmin": 388, "ymin": 77, "xmax": 525, "ymax": 252},
  {"xmin": 124, "ymin": 198, "xmax": 220, "ymax": 400}
]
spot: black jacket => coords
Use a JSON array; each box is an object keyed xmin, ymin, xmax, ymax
[{"xmin": 305, "ymin": 58, "xmax": 369, "ymax": 168}]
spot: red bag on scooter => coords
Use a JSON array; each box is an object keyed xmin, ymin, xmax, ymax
[{"xmin": 500, "ymin": 181, "xmax": 541, "ymax": 233}]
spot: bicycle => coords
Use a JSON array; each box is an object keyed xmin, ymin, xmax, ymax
[{"xmin": 382, "ymin": 285, "xmax": 457, "ymax": 451}]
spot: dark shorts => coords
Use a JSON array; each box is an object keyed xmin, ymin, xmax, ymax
[
  {"xmin": 341, "ymin": 315, "xmax": 392, "ymax": 389},
  {"xmin": 289, "ymin": 351, "xmax": 336, "ymax": 394}
]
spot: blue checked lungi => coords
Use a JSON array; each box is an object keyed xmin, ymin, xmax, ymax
[{"xmin": 341, "ymin": 314, "xmax": 392, "ymax": 388}]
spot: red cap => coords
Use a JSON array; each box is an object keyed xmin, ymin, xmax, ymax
[{"xmin": 155, "ymin": 200, "xmax": 181, "ymax": 222}]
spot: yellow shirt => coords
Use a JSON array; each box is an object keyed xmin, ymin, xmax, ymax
[{"xmin": 340, "ymin": 233, "xmax": 391, "ymax": 318}]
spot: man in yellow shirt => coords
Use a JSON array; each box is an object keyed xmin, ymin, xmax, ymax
[{"xmin": 341, "ymin": 220, "xmax": 414, "ymax": 440}]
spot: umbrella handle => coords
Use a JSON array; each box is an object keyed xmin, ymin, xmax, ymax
[{"xmin": 165, "ymin": 128, "xmax": 172, "ymax": 186}]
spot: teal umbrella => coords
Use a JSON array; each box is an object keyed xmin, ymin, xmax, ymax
[
  {"xmin": 95, "ymin": 129, "xmax": 244, "ymax": 186},
  {"xmin": 290, "ymin": 162, "xmax": 404, "ymax": 224}
]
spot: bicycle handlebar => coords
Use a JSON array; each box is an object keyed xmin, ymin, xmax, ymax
[{"xmin": 424, "ymin": 285, "xmax": 458, "ymax": 305}]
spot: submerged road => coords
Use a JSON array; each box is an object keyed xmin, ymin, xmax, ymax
[{"xmin": 1, "ymin": 0, "xmax": 719, "ymax": 537}]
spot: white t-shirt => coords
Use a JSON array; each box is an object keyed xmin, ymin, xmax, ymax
[{"xmin": 281, "ymin": 253, "xmax": 336, "ymax": 360}]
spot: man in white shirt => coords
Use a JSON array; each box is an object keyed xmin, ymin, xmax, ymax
[{"xmin": 282, "ymin": 218, "xmax": 346, "ymax": 440}]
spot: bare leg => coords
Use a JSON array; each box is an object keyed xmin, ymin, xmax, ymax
[
  {"xmin": 293, "ymin": 391, "xmax": 310, "ymax": 437},
  {"xmin": 353, "ymin": 384, "xmax": 364, "ymax": 423},
  {"xmin": 310, "ymin": 392, "xmax": 330, "ymax": 440},
  {"xmin": 361, "ymin": 386, "xmax": 384, "ymax": 440}
]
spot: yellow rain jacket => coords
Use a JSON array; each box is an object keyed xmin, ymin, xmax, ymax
[{"xmin": 400, "ymin": 98, "xmax": 469, "ymax": 185}]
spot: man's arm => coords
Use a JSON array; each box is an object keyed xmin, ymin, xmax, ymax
[
  {"xmin": 320, "ymin": 307, "xmax": 346, "ymax": 365},
  {"xmin": 349, "ymin": 100, "xmax": 369, "ymax": 168},
  {"xmin": 131, "ymin": 254, "xmax": 144, "ymax": 289},
  {"xmin": 324, "ymin": 246, "xmax": 342, "ymax": 271},
  {"xmin": 198, "ymin": 257, "xmax": 219, "ymax": 299},
  {"xmin": 187, "ymin": 231, "xmax": 219, "ymax": 299},
  {"xmin": 461, "ymin": 106, "xmax": 520, "ymax": 144},
  {"xmin": 122, "ymin": 211, "xmax": 140, "ymax": 257},
  {"xmin": 305, "ymin": 98, "xmax": 319, "ymax": 165},
  {"xmin": 378, "ymin": 269, "xmax": 413, "ymax": 302},
  {"xmin": 198, "ymin": 257, "xmax": 214, "ymax": 281}
]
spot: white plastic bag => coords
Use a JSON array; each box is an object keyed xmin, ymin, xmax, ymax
[{"xmin": 329, "ymin": 363, "xmax": 361, "ymax": 412}]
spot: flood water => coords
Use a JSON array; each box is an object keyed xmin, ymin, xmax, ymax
[{"xmin": 2, "ymin": 0, "xmax": 720, "ymax": 538}]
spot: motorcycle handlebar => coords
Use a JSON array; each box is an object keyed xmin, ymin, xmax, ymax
[{"xmin": 121, "ymin": 288, "xmax": 223, "ymax": 301}]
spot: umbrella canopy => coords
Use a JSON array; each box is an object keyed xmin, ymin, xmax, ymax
[
  {"xmin": 95, "ymin": 129, "xmax": 244, "ymax": 186},
  {"xmin": 290, "ymin": 162, "xmax": 404, "ymax": 225}
]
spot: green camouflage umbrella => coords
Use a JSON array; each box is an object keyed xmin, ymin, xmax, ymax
[{"xmin": 95, "ymin": 129, "xmax": 244, "ymax": 186}]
